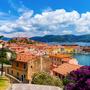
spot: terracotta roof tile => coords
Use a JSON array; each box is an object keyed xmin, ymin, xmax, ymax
[
  {"xmin": 61, "ymin": 58, "xmax": 72, "ymax": 62},
  {"xmin": 15, "ymin": 52, "xmax": 38, "ymax": 62},
  {"xmin": 50, "ymin": 54, "xmax": 71, "ymax": 59},
  {"xmin": 52, "ymin": 63, "xmax": 82, "ymax": 75},
  {"xmin": 0, "ymin": 40, "xmax": 3, "ymax": 42}
]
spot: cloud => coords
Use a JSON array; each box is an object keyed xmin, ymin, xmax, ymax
[
  {"xmin": 47, "ymin": 25, "xmax": 58, "ymax": 31},
  {"xmin": 0, "ymin": 9, "xmax": 80, "ymax": 34},
  {"xmin": 2, "ymin": 32, "xmax": 35, "ymax": 38},
  {"xmin": 8, "ymin": 0, "xmax": 29, "ymax": 13},
  {"xmin": 42, "ymin": 7, "xmax": 52, "ymax": 12},
  {"xmin": 8, "ymin": 10, "xmax": 11, "ymax": 13},
  {"xmin": 75, "ymin": 12, "xmax": 90, "ymax": 33},
  {"xmin": 0, "ymin": 12, "xmax": 5, "ymax": 16},
  {"xmin": 1, "ymin": 7, "xmax": 90, "ymax": 37},
  {"xmin": 44, "ymin": 31, "xmax": 50, "ymax": 35},
  {"xmin": 63, "ymin": 30, "xmax": 72, "ymax": 34}
]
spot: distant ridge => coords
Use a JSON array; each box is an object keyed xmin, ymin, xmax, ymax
[
  {"xmin": 29, "ymin": 34, "xmax": 90, "ymax": 42},
  {"xmin": 1, "ymin": 37, "xmax": 12, "ymax": 41},
  {"xmin": 1, "ymin": 34, "xmax": 90, "ymax": 42}
]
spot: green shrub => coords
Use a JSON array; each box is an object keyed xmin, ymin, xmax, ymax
[{"xmin": 31, "ymin": 72, "xmax": 63, "ymax": 88}]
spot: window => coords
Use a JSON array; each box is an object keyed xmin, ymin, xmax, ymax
[
  {"xmin": 60, "ymin": 59, "xmax": 61, "ymax": 62},
  {"xmin": 54, "ymin": 58, "xmax": 56, "ymax": 60},
  {"xmin": 11, "ymin": 70, "xmax": 13, "ymax": 74},
  {"xmin": 24, "ymin": 74, "xmax": 26, "ymax": 79},
  {"xmin": 17, "ymin": 62, "xmax": 19, "ymax": 67},
  {"xmin": 55, "ymin": 73, "xmax": 57, "ymax": 76},
  {"xmin": 57, "ymin": 58, "xmax": 59, "ymax": 61},
  {"xmin": 24, "ymin": 63, "xmax": 26, "ymax": 69},
  {"xmin": 17, "ymin": 72, "xmax": 19, "ymax": 76}
]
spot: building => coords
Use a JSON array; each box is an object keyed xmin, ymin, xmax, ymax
[
  {"xmin": 46, "ymin": 45, "xmax": 61, "ymax": 54},
  {"xmin": 7, "ymin": 52, "xmax": 50, "ymax": 83},
  {"xmin": 50, "ymin": 54, "xmax": 78, "ymax": 66},
  {"xmin": 16, "ymin": 37, "xmax": 30, "ymax": 41},
  {"xmin": 61, "ymin": 44, "xmax": 79, "ymax": 53},
  {"xmin": 82, "ymin": 47, "xmax": 90, "ymax": 52},
  {"xmin": 52, "ymin": 63, "xmax": 81, "ymax": 80},
  {"xmin": 0, "ymin": 40, "xmax": 4, "ymax": 48}
]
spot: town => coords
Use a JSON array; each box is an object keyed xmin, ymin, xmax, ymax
[{"xmin": 0, "ymin": 37, "xmax": 90, "ymax": 89}]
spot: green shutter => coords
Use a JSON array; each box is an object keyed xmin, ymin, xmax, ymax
[
  {"xmin": 11, "ymin": 70, "xmax": 13, "ymax": 74},
  {"xmin": 24, "ymin": 74, "xmax": 26, "ymax": 79},
  {"xmin": 17, "ymin": 72, "xmax": 19, "ymax": 76},
  {"xmin": 17, "ymin": 62, "xmax": 19, "ymax": 67},
  {"xmin": 24, "ymin": 63, "xmax": 26, "ymax": 69}
]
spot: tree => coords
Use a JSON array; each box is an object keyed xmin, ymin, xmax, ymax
[
  {"xmin": 32, "ymin": 72, "xmax": 63, "ymax": 88},
  {"xmin": 0, "ymin": 48, "xmax": 11, "ymax": 76},
  {"xmin": 0, "ymin": 36, "xmax": 17, "ymax": 76},
  {"xmin": 0, "ymin": 35, "xmax": 4, "ymax": 39}
]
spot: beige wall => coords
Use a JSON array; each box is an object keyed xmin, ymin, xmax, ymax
[
  {"xmin": 69, "ymin": 58, "xmax": 78, "ymax": 65},
  {"xmin": 27, "ymin": 56, "xmax": 50, "ymax": 80},
  {"xmin": 0, "ymin": 44, "xmax": 2, "ymax": 48}
]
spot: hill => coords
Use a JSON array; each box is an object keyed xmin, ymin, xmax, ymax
[
  {"xmin": 1, "ymin": 34, "xmax": 90, "ymax": 42},
  {"xmin": 29, "ymin": 34, "xmax": 90, "ymax": 42}
]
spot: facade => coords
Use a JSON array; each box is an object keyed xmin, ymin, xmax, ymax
[
  {"xmin": 83, "ymin": 47, "xmax": 90, "ymax": 52},
  {"xmin": 46, "ymin": 45, "xmax": 61, "ymax": 54},
  {"xmin": 7, "ymin": 52, "xmax": 50, "ymax": 83},
  {"xmin": 61, "ymin": 44, "xmax": 79, "ymax": 53}
]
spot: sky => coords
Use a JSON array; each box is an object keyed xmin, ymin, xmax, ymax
[{"xmin": 0, "ymin": 0, "xmax": 90, "ymax": 37}]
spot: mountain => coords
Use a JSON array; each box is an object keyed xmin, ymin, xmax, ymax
[
  {"xmin": 29, "ymin": 34, "xmax": 90, "ymax": 42},
  {"xmin": 1, "ymin": 34, "xmax": 90, "ymax": 42},
  {"xmin": 1, "ymin": 37, "xmax": 12, "ymax": 41}
]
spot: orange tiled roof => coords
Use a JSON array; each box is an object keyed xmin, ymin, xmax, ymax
[
  {"xmin": 50, "ymin": 54, "xmax": 71, "ymax": 59},
  {"xmin": 15, "ymin": 52, "xmax": 38, "ymax": 62},
  {"xmin": 83, "ymin": 47, "xmax": 90, "ymax": 50},
  {"xmin": 61, "ymin": 58, "xmax": 72, "ymax": 62},
  {"xmin": 50, "ymin": 64, "xmax": 58, "ymax": 69},
  {"xmin": 52, "ymin": 63, "xmax": 82, "ymax": 75},
  {"xmin": 0, "ymin": 40, "xmax": 3, "ymax": 42}
]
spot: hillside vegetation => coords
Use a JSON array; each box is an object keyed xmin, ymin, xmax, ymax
[{"xmin": 29, "ymin": 34, "xmax": 90, "ymax": 42}]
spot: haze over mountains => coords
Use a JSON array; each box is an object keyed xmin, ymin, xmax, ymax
[{"xmin": 1, "ymin": 34, "xmax": 90, "ymax": 42}]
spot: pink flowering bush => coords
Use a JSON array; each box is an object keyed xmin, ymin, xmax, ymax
[{"xmin": 63, "ymin": 66, "xmax": 90, "ymax": 90}]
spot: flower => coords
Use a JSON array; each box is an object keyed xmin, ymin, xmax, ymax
[{"xmin": 64, "ymin": 66, "xmax": 90, "ymax": 90}]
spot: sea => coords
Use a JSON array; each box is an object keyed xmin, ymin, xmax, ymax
[{"xmin": 45, "ymin": 42, "xmax": 90, "ymax": 66}]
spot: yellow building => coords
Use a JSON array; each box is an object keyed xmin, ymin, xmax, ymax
[
  {"xmin": 46, "ymin": 44, "xmax": 61, "ymax": 54},
  {"xmin": 52, "ymin": 46, "xmax": 61, "ymax": 54},
  {"xmin": 7, "ymin": 52, "xmax": 50, "ymax": 83},
  {"xmin": 61, "ymin": 44, "xmax": 79, "ymax": 53},
  {"xmin": 46, "ymin": 45, "xmax": 52, "ymax": 54},
  {"xmin": 65, "ymin": 47, "xmax": 73, "ymax": 53}
]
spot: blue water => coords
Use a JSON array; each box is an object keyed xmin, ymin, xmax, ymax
[
  {"xmin": 45, "ymin": 42, "xmax": 90, "ymax": 66},
  {"xmin": 72, "ymin": 54, "xmax": 90, "ymax": 66},
  {"xmin": 45, "ymin": 42, "xmax": 90, "ymax": 47}
]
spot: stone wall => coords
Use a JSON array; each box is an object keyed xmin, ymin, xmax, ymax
[{"xmin": 27, "ymin": 56, "xmax": 50, "ymax": 80}]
